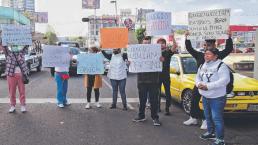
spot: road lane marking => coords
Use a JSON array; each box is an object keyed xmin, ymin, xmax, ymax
[
  {"xmin": 102, "ymin": 78, "xmax": 135, "ymax": 110},
  {"xmin": 0, "ymin": 98, "xmax": 157, "ymax": 104}
]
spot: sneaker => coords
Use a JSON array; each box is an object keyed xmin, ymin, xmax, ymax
[
  {"xmin": 183, "ymin": 117, "xmax": 198, "ymax": 126},
  {"xmin": 21, "ymin": 106, "xmax": 26, "ymax": 113},
  {"xmin": 95, "ymin": 102, "xmax": 101, "ymax": 108},
  {"xmin": 153, "ymin": 119, "xmax": 161, "ymax": 126},
  {"xmin": 110, "ymin": 104, "xmax": 116, "ymax": 109},
  {"xmin": 123, "ymin": 107, "xmax": 128, "ymax": 111},
  {"xmin": 212, "ymin": 139, "xmax": 225, "ymax": 145},
  {"xmin": 146, "ymin": 102, "xmax": 150, "ymax": 109},
  {"xmin": 64, "ymin": 101, "xmax": 71, "ymax": 106},
  {"xmin": 85, "ymin": 103, "xmax": 91, "ymax": 109},
  {"xmin": 200, "ymin": 120, "xmax": 207, "ymax": 130},
  {"xmin": 132, "ymin": 116, "xmax": 146, "ymax": 122},
  {"xmin": 57, "ymin": 104, "xmax": 64, "ymax": 108},
  {"xmin": 200, "ymin": 132, "xmax": 216, "ymax": 140},
  {"xmin": 9, "ymin": 106, "xmax": 16, "ymax": 113}
]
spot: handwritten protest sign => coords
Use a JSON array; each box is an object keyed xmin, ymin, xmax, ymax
[
  {"xmin": 146, "ymin": 12, "xmax": 171, "ymax": 36},
  {"xmin": 42, "ymin": 45, "xmax": 70, "ymax": 67},
  {"xmin": 1, "ymin": 24, "xmax": 32, "ymax": 46},
  {"xmin": 100, "ymin": 28, "xmax": 128, "ymax": 49},
  {"xmin": 127, "ymin": 44, "xmax": 162, "ymax": 73},
  {"xmin": 188, "ymin": 9, "xmax": 230, "ymax": 40},
  {"xmin": 77, "ymin": 53, "xmax": 104, "ymax": 74}
]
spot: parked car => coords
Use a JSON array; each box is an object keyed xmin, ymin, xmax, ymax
[{"xmin": 162, "ymin": 54, "xmax": 258, "ymax": 114}]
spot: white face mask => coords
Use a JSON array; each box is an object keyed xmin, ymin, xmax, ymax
[{"xmin": 9, "ymin": 45, "xmax": 23, "ymax": 52}]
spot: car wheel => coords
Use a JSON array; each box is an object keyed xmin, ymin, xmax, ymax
[
  {"xmin": 36, "ymin": 65, "xmax": 42, "ymax": 72},
  {"xmin": 182, "ymin": 89, "xmax": 193, "ymax": 114}
]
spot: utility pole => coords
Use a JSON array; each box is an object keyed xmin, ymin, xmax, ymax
[{"xmin": 254, "ymin": 29, "xmax": 258, "ymax": 79}]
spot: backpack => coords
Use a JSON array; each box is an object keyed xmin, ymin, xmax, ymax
[
  {"xmin": 199, "ymin": 62, "xmax": 234, "ymax": 94},
  {"xmin": 217, "ymin": 62, "xmax": 234, "ymax": 94}
]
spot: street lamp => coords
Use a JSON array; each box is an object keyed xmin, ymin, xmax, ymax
[{"xmin": 110, "ymin": 0, "xmax": 118, "ymax": 26}]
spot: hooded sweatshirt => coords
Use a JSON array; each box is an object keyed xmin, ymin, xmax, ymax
[{"xmin": 195, "ymin": 59, "xmax": 230, "ymax": 98}]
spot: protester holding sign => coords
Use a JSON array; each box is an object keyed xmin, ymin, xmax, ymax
[
  {"xmin": 84, "ymin": 46, "xmax": 102, "ymax": 109},
  {"xmin": 101, "ymin": 48, "xmax": 128, "ymax": 110},
  {"xmin": 133, "ymin": 36, "xmax": 163, "ymax": 126},
  {"xmin": 157, "ymin": 35, "xmax": 177, "ymax": 115},
  {"xmin": 0, "ymin": 35, "xmax": 29, "ymax": 113},
  {"xmin": 183, "ymin": 30, "xmax": 233, "ymax": 130},
  {"xmin": 196, "ymin": 47, "xmax": 230, "ymax": 145},
  {"xmin": 54, "ymin": 44, "xmax": 71, "ymax": 108}
]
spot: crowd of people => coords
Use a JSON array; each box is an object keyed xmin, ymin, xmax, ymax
[{"xmin": 0, "ymin": 30, "xmax": 233, "ymax": 145}]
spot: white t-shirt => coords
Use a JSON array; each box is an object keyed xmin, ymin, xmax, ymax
[
  {"xmin": 55, "ymin": 67, "xmax": 69, "ymax": 72},
  {"xmin": 15, "ymin": 66, "xmax": 21, "ymax": 73}
]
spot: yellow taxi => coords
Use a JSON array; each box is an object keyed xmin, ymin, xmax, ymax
[{"xmin": 162, "ymin": 54, "xmax": 258, "ymax": 114}]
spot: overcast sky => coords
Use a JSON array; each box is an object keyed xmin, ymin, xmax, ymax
[{"xmin": 32, "ymin": 0, "xmax": 258, "ymax": 37}]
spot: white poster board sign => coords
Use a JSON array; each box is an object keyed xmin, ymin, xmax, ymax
[
  {"xmin": 127, "ymin": 44, "xmax": 162, "ymax": 73},
  {"xmin": 1, "ymin": 24, "xmax": 32, "ymax": 46},
  {"xmin": 188, "ymin": 9, "xmax": 230, "ymax": 40},
  {"xmin": 77, "ymin": 53, "xmax": 104, "ymax": 74},
  {"xmin": 42, "ymin": 45, "xmax": 70, "ymax": 67},
  {"xmin": 146, "ymin": 12, "xmax": 171, "ymax": 36}
]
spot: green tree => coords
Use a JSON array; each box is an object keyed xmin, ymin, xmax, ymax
[
  {"xmin": 136, "ymin": 28, "xmax": 146, "ymax": 44},
  {"xmin": 44, "ymin": 25, "xmax": 58, "ymax": 45}
]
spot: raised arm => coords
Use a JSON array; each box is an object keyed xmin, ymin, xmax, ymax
[
  {"xmin": 185, "ymin": 31, "xmax": 203, "ymax": 58},
  {"xmin": 101, "ymin": 50, "xmax": 112, "ymax": 60},
  {"xmin": 218, "ymin": 31, "xmax": 233, "ymax": 60}
]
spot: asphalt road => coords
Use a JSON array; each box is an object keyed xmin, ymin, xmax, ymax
[{"xmin": 0, "ymin": 69, "xmax": 258, "ymax": 145}]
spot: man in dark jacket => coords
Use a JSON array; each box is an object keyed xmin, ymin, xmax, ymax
[
  {"xmin": 157, "ymin": 36, "xmax": 177, "ymax": 115},
  {"xmin": 133, "ymin": 36, "xmax": 162, "ymax": 126},
  {"xmin": 183, "ymin": 31, "xmax": 233, "ymax": 130}
]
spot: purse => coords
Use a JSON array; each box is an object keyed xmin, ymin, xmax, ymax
[
  {"xmin": 61, "ymin": 73, "xmax": 70, "ymax": 80},
  {"xmin": 57, "ymin": 72, "xmax": 70, "ymax": 80}
]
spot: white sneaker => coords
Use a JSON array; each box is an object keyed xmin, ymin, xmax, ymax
[
  {"xmin": 57, "ymin": 104, "xmax": 64, "ymax": 108},
  {"xmin": 183, "ymin": 117, "xmax": 198, "ymax": 126},
  {"xmin": 200, "ymin": 120, "xmax": 207, "ymax": 130},
  {"xmin": 85, "ymin": 103, "xmax": 91, "ymax": 109},
  {"xmin": 9, "ymin": 106, "xmax": 16, "ymax": 113},
  {"xmin": 95, "ymin": 102, "xmax": 101, "ymax": 108},
  {"xmin": 21, "ymin": 106, "xmax": 26, "ymax": 113},
  {"xmin": 64, "ymin": 101, "xmax": 71, "ymax": 106}
]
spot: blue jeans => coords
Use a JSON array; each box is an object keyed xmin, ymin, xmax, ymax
[
  {"xmin": 55, "ymin": 73, "xmax": 68, "ymax": 105},
  {"xmin": 202, "ymin": 96, "xmax": 226, "ymax": 140},
  {"xmin": 110, "ymin": 79, "xmax": 127, "ymax": 107}
]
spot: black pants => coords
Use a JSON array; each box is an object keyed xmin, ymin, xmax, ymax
[
  {"xmin": 158, "ymin": 74, "xmax": 171, "ymax": 110},
  {"xmin": 87, "ymin": 87, "xmax": 100, "ymax": 102},
  {"xmin": 138, "ymin": 84, "xmax": 159, "ymax": 120},
  {"xmin": 190, "ymin": 86, "xmax": 204, "ymax": 119}
]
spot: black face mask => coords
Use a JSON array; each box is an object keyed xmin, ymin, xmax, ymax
[{"xmin": 113, "ymin": 51, "xmax": 120, "ymax": 54}]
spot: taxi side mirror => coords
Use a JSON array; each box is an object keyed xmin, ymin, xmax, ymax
[{"xmin": 170, "ymin": 67, "xmax": 180, "ymax": 75}]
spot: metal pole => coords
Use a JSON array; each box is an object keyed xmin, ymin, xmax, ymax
[
  {"xmin": 254, "ymin": 29, "xmax": 258, "ymax": 79},
  {"xmin": 115, "ymin": 0, "xmax": 118, "ymax": 27},
  {"xmin": 94, "ymin": 8, "xmax": 97, "ymax": 42}
]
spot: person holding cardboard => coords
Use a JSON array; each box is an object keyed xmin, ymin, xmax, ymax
[
  {"xmin": 157, "ymin": 34, "xmax": 177, "ymax": 115},
  {"xmin": 84, "ymin": 46, "xmax": 102, "ymax": 109},
  {"xmin": 0, "ymin": 39, "xmax": 29, "ymax": 113},
  {"xmin": 132, "ymin": 36, "xmax": 163, "ymax": 126},
  {"xmin": 101, "ymin": 48, "xmax": 128, "ymax": 110}
]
